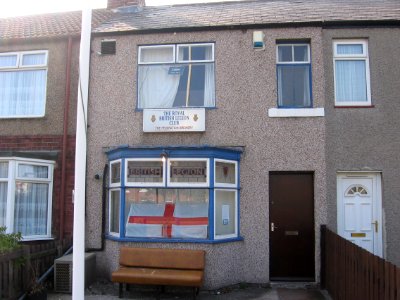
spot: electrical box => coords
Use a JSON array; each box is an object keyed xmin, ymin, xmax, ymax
[{"xmin": 54, "ymin": 253, "xmax": 96, "ymax": 293}]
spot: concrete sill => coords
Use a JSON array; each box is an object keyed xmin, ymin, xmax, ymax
[{"xmin": 268, "ymin": 108, "xmax": 325, "ymax": 118}]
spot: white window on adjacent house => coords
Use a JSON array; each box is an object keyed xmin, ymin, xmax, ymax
[
  {"xmin": 276, "ymin": 43, "xmax": 312, "ymax": 108},
  {"xmin": 0, "ymin": 51, "xmax": 48, "ymax": 118},
  {"xmin": 0, "ymin": 158, "xmax": 53, "ymax": 239},
  {"xmin": 138, "ymin": 43, "xmax": 215, "ymax": 109},
  {"xmin": 333, "ymin": 40, "xmax": 371, "ymax": 106}
]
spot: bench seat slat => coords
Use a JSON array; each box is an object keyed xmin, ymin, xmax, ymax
[{"xmin": 112, "ymin": 267, "xmax": 204, "ymax": 287}]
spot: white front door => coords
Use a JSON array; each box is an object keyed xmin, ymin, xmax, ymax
[{"xmin": 337, "ymin": 173, "xmax": 383, "ymax": 257}]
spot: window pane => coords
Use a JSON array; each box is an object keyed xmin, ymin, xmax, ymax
[
  {"xmin": 335, "ymin": 60, "xmax": 367, "ymax": 102},
  {"xmin": 111, "ymin": 162, "xmax": 121, "ymax": 184},
  {"xmin": 0, "ymin": 70, "xmax": 47, "ymax": 117},
  {"xmin": 277, "ymin": 65, "xmax": 311, "ymax": 107},
  {"xmin": 178, "ymin": 44, "xmax": 213, "ymax": 62},
  {"xmin": 18, "ymin": 164, "xmax": 48, "ymax": 179},
  {"xmin": 110, "ymin": 190, "xmax": 120, "ymax": 233},
  {"xmin": 294, "ymin": 45, "xmax": 308, "ymax": 62},
  {"xmin": 0, "ymin": 182, "xmax": 7, "ymax": 227},
  {"xmin": 0, "ymin": 162, "xmax": 8, "ymax": 178},
  {"xmin": 125, "ymin": 188, "xmax": 208, "ymax": 239},
  {"xmin": 337, "ymin": 44, "xmax": 363, "ymax": 55},
  {"xmin": 278, "ymin": 45, "xmax": 292, "ymax": 62},
  {"xmin": 126, "ymin": 161, "xmax": 163, "ymax": 184},
  {"xmin": 215, "ymin": 161, "xmax": 236, "ymax": 185},
  {"xmin": 170, "ymin": 160, "xmax": 207, "ymax": 183},
  {"xmin": 0, "ymin": 55, "xmax": 17, "ymax": 67},
  {"xmin": 215, "ymin": 190, "xmax": 236, "ymax": 237},
  {"xmin": 139, "ymin": 46, "xmax": 174, "ymax": 63},
  {"xmin": 138, "ymin": 63, "xmax": 215, "ymax": 109},
  {"xmin": 22, "ymin": 53, "xmax": 46, "ymax": 66},
  {"xmin": 14, "ymin": 182, "xmax": 48, "ymax": 236}
]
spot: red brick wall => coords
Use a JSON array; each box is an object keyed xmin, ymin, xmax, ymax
[{"xmin": 0, "ymin": 135, "xmax": 75, "ymax": 240}]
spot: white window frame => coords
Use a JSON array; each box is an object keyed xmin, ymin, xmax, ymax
[
  {"xmin": 0, "ymin": 157, "xmax": 54, "ymax": 240},
  {"xmin": 125, "ymin": 158, "xmax": 165, "ymax": 187},
  {"xmin": 108, "ymin": 188, "xmax": 120, "ymax": 236},
  {"xmin": 214, "ymin": 189, "xmax": 238, "ymax": 240},
  {"xmin": 276, "ymin": 44, "xmax": 310, "ymax": 64},
  {"xmin": 176, "ymin": 43, "xmax": 215, "ymax": 63},
  {"xmin": 214, "ymin": 159, "xmax": 238, "ymax": 188},
  {"xmin": 167, "ymin": 158, "xmax": 210, "ymax": 187},
  {"xmin": 138, "ymin": 45, "xmax": 175, "ymax": 65},
  {"xmin": 333, "ymin": 39, "xmax": 371, "ymax": 106},
  {"xmin": 109, "ymin": 159, "xmax": 122, "ymax": 188},
  {"xmin": 0, "ymin": 50, "xmax": 48, "ymax": 118}
]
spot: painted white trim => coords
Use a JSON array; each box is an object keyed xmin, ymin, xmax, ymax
[
  {"xmin": 333, "ymin": 39, "xmax": 371, "ymax": 106},
  {"xmin": 125, "ymin": 158, "xmax": 165, "ymax": 187},
  {"xmin": 176, "ymin": 43, "xmax": 214, "ymax": 63},
  {"xmin": 268, "ymin": 107, "xmax": 324, "ymax": 118},
  {"xmin": 214, "ymin": 189, "xmax": 238, "ymax": 240},
  {"xmin": 276, "ymin": 44, "xmax": 310, "ymax": 64},
  {"xmin": 108, "ymin": 188, "xmax": 120, "ymax": 236},
  {"xmin": 0, "ymin": 158, "xmax": 54, "ymax": 239},
  {"xmin": 138, "ymin": 45, "xmax": 175, "ymax": 64},
  {"xmin": 109, "ymin": 159, "xmax": 122, "ymax": 188},
  {"xmin": 214, "ymin": 159, "xmax": 238, "ymax": 188},
  {"xmin": 337, "ymin": 172, "xmax": 383, "ymax": 258},
  {"xmin": 167, "ymin": 158, "xmax": 210, "ymax": 187}
]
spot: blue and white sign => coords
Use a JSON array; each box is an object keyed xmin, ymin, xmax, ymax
[{"xmin": 143, "ymin": 108, "xmax": 205, "ymax": 132}]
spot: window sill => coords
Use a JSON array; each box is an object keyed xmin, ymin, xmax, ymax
[
  {"xmin": 105, "ymin": 234, "xmax": 243, "ymax": 244},
  {"xmin": 21, "ymin": 237, "xmax": 54, "ymax": 242},
  {"xmin": 334, "ymin": 105, "xmax": 375, "ymax": 108},
  {"xmin": 268, "ymin": 108, "xmax": 325, "ymax": 118}
]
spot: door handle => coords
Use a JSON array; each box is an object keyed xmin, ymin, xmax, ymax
[
  {"xmin": 372, "ymin": 220, "xmax": 378, "ymax": 233},
  {"xmin": 271, "ymin": 222, "xmax": 278, "ymax": 232}
]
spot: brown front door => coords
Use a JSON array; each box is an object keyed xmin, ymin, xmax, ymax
[{"xmin": 269, "ymin": 172, "xmax": 315, "ymax": 281}]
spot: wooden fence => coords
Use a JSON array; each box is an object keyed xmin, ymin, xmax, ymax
[
  {"xmin": 0, "ymin": 240, "xmax": 66, "ymax": 300},
  {"xmin": 321, "ymin": 225, "xmax": 400, "ymax": 300}
]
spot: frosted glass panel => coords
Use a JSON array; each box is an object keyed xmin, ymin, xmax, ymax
[
  {"xmin": 337, "ymin": 44, "xmax": 363, "ymax": 55},
  {"xmin": 22, "ymin": 53, "xmax": 46, "ymax": 66}
]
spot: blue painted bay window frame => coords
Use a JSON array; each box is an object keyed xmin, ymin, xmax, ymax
[{"xmin": 106, "ymin": 146, "xmax": 242, "ymax": 243}]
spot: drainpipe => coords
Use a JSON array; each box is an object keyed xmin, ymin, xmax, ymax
[{"xmin": 60, "ymin": 36, "xmax": 73, "ymax": 242}]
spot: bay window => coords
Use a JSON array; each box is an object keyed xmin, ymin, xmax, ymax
[
  {"xmin": 0, "ymin": 51, "xmax": 48, "ymax": 118},
  {"xmin": 333, "ymin": 40, "xmax": 371, "ymax": 106},
  {"xmin": 106, "ymin": 147, "xmax": 241, "ymax": 243},
  {"xmin": 0, "ymin": 158, "xmax": 53, "ymax": 239},
  {"xmin": 137, "ymin": 43, "xmax": 215, "ymax": 109}
]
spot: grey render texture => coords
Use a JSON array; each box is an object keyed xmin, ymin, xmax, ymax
[{"xmin": 1, "ymin": 0, "xmax": 399, "ymax": 290}]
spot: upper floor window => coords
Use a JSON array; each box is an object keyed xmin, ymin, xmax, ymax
[
  {"xmin": 0, "ymin": 158, "xmax": 54, "ymax": 240},
  {"xmin": 138, "ymin": 43, "xmax": 215, "ymax": 109},
  {"xmin": 0, "ymin": 51, "xmax": 48, "ymax": 118},
  {"xmin": 276, "ymin": 43, "xmax": 311, "ymax": 108},
  {"xmin": 333, "ymin": 40, "xmax": 371, "ymax": 106}
]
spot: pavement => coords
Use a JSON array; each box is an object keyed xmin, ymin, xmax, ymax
[{"xmin": 48, "ymin": 280, "xmax": 330, "ymax": 300}]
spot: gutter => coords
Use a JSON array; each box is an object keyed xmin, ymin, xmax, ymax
[{"xmin": 60, "ymin": 36, "xmax": 73, "ymax": 242}]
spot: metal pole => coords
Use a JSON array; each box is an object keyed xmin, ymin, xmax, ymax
[{"xmin": 72, "ymin": 3, "xmax": 92, "ymax": 300}]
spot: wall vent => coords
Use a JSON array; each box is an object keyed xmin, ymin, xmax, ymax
[
  {"xmin": 54, "ymin": 253, "xmax": 96, "ymax": 293},
  {"xmin": 101, "ymin": 40, "xmax": 116, "ymax": 55}
]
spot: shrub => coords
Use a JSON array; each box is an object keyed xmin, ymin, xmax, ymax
[{"xmin": 0, "ymin": 226, "xmax": 22, "ymax": 253}]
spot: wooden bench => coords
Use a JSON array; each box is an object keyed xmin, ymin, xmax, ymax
[{"xmin": 111, "ymin": 247, "xmax": 205, "ymax": 299}]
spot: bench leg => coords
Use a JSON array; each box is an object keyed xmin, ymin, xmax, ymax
[
  {"xmin": 192, "ymin": 287, "xmax": 198, "ymax": 300},
  {"xmin": 126, "ymin": 284, "xmax": 130, "ymax": 292},
  {"xmin": 119, "ymin": 283, "xmax": 123, "ymax": 298}
]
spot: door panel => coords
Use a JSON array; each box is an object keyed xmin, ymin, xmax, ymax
[
  {"xmin": 337, "ymin": 174, "xmax": 382, "ymax": 257},
  {"xmin": 269, "ymin": 173, "xmax": 315, "ymax": 281}
]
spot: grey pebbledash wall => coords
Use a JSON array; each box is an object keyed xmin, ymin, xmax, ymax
[
  {"xmin": 323, "ymin": 28, "xmax": 400, "ymax": 267},
  {"xmin": 86, "ymin": 27, "xmax": 327, "ymax": 288}
]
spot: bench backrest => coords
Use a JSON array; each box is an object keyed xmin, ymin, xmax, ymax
[{"xmin": 119, "ymin": 247, "xmax": 205, "ymax": 270}]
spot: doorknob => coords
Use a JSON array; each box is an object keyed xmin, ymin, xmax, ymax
[
  {"xmin": 271, "ymin": 222, "xmax": 278, "ymax": 232},
  {"xmin": 371, "ymin": 220, "xmax": 378, "ymax": 233}
]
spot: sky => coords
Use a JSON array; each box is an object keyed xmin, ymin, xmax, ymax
[{"xmin": 0, "ymin": 0, "xmax": 242, "ymax": 18}]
